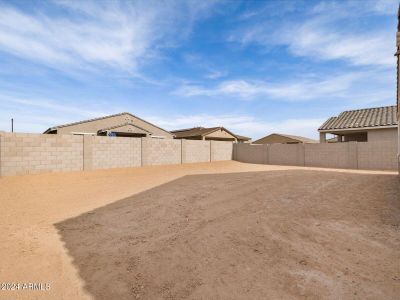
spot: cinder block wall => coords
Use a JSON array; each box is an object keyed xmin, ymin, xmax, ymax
[
  {"xmin": 305, "ymin": 143, "xmax": 357, "ymax": 169},
  {"xmin": 0, "ymin": 132, "xmax": 83, "ymax": 176},
  {"xmin": 234, "ymin": 144, "xmax": 266, "ymax": 164},
  {"xmin": 358, "ymin": 141, "xmax": 398, "ymax": 170},
  {"xmin": 210, "ymin": 141, "xmax": 233, "ymax": 161},
  {"xmin": 0, "ymin": 133, "xmax": 234, "ymax": 177},
  {"xmin": 269, "ymin": 144, "xmax": 305, "ymax": 166},
  {"xmin": 90, "ymin": 136, "xmax": 141, "ymax": 170},
  {"xmin": 182, "ymin": 140, "xmax": 211, "ymax": 163},
  {"xmin": 141, "ymin": 138, "xmax": 182, "ymax": 166},
  {"xmin": 234, "ymin": 141, "xmax": 397, "ymax": 171}
]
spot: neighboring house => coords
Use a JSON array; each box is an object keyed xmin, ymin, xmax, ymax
[
  {"xmin": 171, "ymin": 127, "xmax": 250, "ymax": 142},
  {"xmin": 236, "ymin": 135, "xmax": 252, "ymax": 143},
  {"xmin": 43, "ymin": 112, "xmax": 174, "ymax": 139},
  {"xmin": 318, "ymin": 106, "xmax": 398, "ymax": 143},
  {"xmin": 253, "ymin": 133, "xmax": 317, "ymax": 145}
]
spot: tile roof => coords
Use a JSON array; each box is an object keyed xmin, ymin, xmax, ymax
[{"xmin": 319, "ymin": 106, "xmax": 398, "ymax": 131}]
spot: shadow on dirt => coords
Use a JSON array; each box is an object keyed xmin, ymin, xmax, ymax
[{"xmin": 55, "ymin": 170, "xmax": 400, "ymax": 299}]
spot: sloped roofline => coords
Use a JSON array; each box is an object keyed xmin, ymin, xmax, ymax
[
  {"xmin": 253, "ymin": 133, "xmax": 317, "ymax": 144},
  {"xmin": 97, "ymin": 122, "xmax": 151, "ymax": 134},
  {"xmin": 318, "ymin": 105, "xmax": 397, "ymax": 131},
  {"xmin": 172, "ymin": 126, "xmax": 239, "ymax": 139},
  {"xmin": 43, "ymin": 112, "xmax": 173, "ymax": 136}
]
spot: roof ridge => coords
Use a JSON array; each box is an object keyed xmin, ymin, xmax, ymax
[
  {"xmin": 98, "ymin": 122, "xmax": 151, "ymax": 133},
  {"xmin": 340, "ymin": 105, "xmax": 396, "ymax": 113},
  {"xmin": 44, "ymin": 112, "xmax": 172, "ymax": 136}
]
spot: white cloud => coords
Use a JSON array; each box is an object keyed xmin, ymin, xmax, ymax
[
  {"xmin": 147, "ymin": 114, "xmax": 324, "ymax": 140},
  {"xmin": 174, "ymin": 72, "xmax": 363, "ymax": 100},
  {"xmin": 229, "ymin": 1, "xmax": 397, "ymax": 68},
  {"xmin": 0, "ymin": 1, "xmax": 220, "ymax": 74},
  {"xmin": 279, "ymin": 22, "xmax": 395, "ymax": 67},
  {"xmin": 205, "ymin": 70, "xmax": 227, "ymax": 79},
  {"xmin": 0, "ymin": 93, "xmax": 113, "ymax": 133}
]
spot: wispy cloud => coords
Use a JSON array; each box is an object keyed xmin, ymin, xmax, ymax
[
  {"xmin": 229, "ymin": 0, "xmax": 397, "ymax": 68},
  {"xmin": 205, "ymin": 70, "xmax": 227, "ymax": 79},
  {"xmin": 0, "ymin": 0, "xmax": 220, "ymax": 75},
  {"xmin": 147, "ymin": 113, "xmax": 324, "ymax": 139},
  {"xmin": 174, "ymin": 72, "xmax": 365, "ymax": 101},
  {"xmin": 0, "ymin": 92, "xmax": 114, "ymax": 133}
]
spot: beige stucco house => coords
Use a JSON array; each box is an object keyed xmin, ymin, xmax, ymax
[
  {"xmin": 44, "ymin": 112, "xmax": 174, "ymax": 139},
  {"xmin": 253, "ymin": 133, "xmax": 317, "ymax": 145},
  {"xmin": 171, "ymin": 127, "xmax": 251, "ymax": 143},
  {"xmin": 318, "ymin": 106, "xmax": 398, "ymax": 143}
]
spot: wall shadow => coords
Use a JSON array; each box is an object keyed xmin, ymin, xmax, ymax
[{"xmin": 55, "ymin": 170, "xmax": 400, "ymax": 299}]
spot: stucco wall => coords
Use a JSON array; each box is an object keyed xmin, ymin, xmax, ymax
[
  {"xmin": 182, "ymin": 140, "xmax": 210, "ymax": 163},
  {"xmin": 367, "ymin": 128, "xmax": 397, "ymax": 142},
  {"xmin": 206, "ymin": 128, "xmax": 236, "ymax": 140}
]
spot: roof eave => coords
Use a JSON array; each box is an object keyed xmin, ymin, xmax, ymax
[
  {"xmin": 43, "ymin": 128, "xmax": 56, "ymax": 134},
  {"xmin": 318, "ymin": 125, "xmax": 398, "ymax": 133}
]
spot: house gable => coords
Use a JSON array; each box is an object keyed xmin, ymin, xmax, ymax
[{"xmin": 44, "ymin": 112, "xmax": 173, "ymax": 138}]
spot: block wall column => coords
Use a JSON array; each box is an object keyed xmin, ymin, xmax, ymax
[{"xmin": 319, "ymin": 132, "xmax": 326, "ymax": 143}]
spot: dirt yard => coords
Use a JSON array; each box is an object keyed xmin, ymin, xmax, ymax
[{"xmin": 0, "ymin": 161, "xmax": 399, "ymax": 300}]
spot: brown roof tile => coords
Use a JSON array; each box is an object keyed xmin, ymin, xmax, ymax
[{"xmin": 319, "ymin": 106, "xmax": 398, "ymax": 131}]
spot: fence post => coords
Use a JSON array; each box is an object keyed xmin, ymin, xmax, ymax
[
  {"xmin": 210, "ymin": 140, "xmax": 212, "ymax": 162},
  {"xmin": 140, "ymin": 137, "xmax": 143, "ymax": 167},
  {"xmin": 181, "ymin": 139, "xmax": 183, "ymax": 164}
]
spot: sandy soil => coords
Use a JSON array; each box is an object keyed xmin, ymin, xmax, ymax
[{"xmin": 0, "ymin": 161, "xmax": 398, "ymax": 299}]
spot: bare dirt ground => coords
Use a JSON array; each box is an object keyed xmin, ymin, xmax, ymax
[{"xmin": 0, "ymin": 161, "xmax": 399, "ymax": 300}]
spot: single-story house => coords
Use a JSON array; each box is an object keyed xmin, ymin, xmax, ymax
[
  {"xmin": 171, "ymin": 127, "xmax": 251, "ymax": 143},
  {"xmin": 44, "ymin": 112, "xmax": 174, "ymax": 139},
  {"xmin": 318, "ymin": 106, "xmax": 398, "ymax": 143},
  {"xmin": 252, "ymin": 133, "xmax": 317, "ymax": 145},
  {"xmin": 235, "ymin": 134, "xmax": 252, "ymax": 143}
]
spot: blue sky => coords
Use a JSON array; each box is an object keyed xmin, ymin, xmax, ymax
[{"xmin": 0, "ymin": 0, "xmax": 397, "ymax": 139}]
